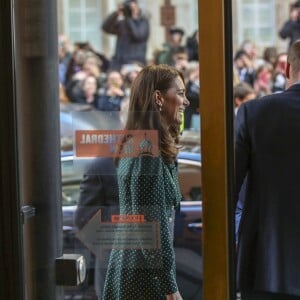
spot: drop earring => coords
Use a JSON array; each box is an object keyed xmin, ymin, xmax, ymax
[{"xmin": 156, "ymin": 101, "xmax": 162, "ymax": 112}]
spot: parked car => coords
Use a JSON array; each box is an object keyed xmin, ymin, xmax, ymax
[
  {"xmin": 61, "ymin": 151, "xmax": 202, "ymax": 299},
  {"xmin": 60, "ymin": 103, "xmax": 202, "ymax": 298},
  {"xmin": 60, "ymin": 103, "xmax": 124, "ymax": 152}
]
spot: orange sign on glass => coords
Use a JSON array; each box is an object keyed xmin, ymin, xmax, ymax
[
  {"xmin": 75, "ymin": 129, "xmax": 159, "ymax": 158},
  {"xmin": 111, "ymin": 214, "xmax": 145, "ymax": 223}
]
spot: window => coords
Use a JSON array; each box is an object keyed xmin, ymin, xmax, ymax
[
  {"xmin": 63, "ymin": 0, "xmax": 101, "ymax": 51},
  {"xmin": 237, "ymin": 0, "xmax": 275, "ymax": 47}
]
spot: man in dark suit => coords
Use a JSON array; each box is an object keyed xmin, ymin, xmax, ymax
[
  {"xmin": 235, "ymin": 40, "xmax": 300, "ymax": 299},
  {"xmin": 75, "ymin": 157, "xmax": 119, "ymax": 300}
]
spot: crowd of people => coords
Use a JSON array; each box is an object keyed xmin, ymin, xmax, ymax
[
  {"xmin": 58, "ymin": 1, "xmax": 199, "ymax": 131},
  {"xmin": 233, "ymin": 40, "xmax": 288, "ymax": 112},
  {"xmin": 59, "ymin": 0, "xmax": 300, "ymax": 135},
  {"xmin": 232, "ymin": 0, "xmax": 300, "ymax": 112},
  {"xmin": 59, "ymin": 1, "xmax": 300, "ymax": 299}
]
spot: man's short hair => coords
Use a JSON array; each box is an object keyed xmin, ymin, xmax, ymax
[
  {"xmin": 234, "ymin": 50, "xmax": 247, "ymax": 61},
  {"xmin": 234, "ymin": 82, "xmax": 255, "ymax": 100},
  {"xmin": 169, "ymin": 27, "xmax": 185, "ymax": 36},
  {"xmin": 287, "ymin": 40, "xmax": 300, "ymax": 76},
  {"xmin": 292, "ymin": 0, "xmax": 300, "ymax": 8}
]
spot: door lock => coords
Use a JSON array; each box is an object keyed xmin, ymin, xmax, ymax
[{"xmin": 20, "ymin": 205, "xmax": 36, "ymax": 224}]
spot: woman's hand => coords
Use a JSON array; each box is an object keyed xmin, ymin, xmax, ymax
[{"xmin": 166, "ymin": 291, "xmax": 183, "ymax": 300}]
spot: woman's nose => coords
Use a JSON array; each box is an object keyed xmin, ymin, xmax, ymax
[{"xmin": 184, "ymin": 96, "xmax": 190, "ymax": 107}]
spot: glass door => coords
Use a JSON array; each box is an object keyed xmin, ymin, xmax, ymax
[
  {"xmin": 12, "ymin": 0, "xmax": 64, "ymax": 299},
  {"xmin": 0, "ymin": 0, "xmax": 234, "ymax": 299},
  {"xmin": 199, "ymin": 1, "xmax": 235, "ymax": 299}
]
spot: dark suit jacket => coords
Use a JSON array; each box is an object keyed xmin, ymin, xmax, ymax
[
  {"xmin": 75, "ymin": 157, "xmax": 119, "ymax": 228},
  {"xmin": 235, "ymin": 83, "xmax": 300, "ymax": 296},
  {"xmin": 74, "ymin": 157, "xmax": 119, "ymax": 297}
]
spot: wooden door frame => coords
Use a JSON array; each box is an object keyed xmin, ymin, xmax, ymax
[{"xmin": 199, "ymin": 0, "xmax": 235, "ymax": 299}]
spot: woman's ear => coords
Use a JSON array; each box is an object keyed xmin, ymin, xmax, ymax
[{"xmin": 154, "ymin": 90, "xmax": 163, "ymax": 106}]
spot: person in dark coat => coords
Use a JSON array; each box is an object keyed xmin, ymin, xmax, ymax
[
  {"xmin": 95, "ymin": 70, "xmax": 127, "ymax": 111},
  {"xmin": 185, "ymin": 29, "xmax": 199, "ymax": 62},
  {"xmin": 184, "ymin": 61, "xmax": 200, "ymax": 129},
  {"xmin": 154, "ymin": 27, "xmax": 185, "ymax": 66},
  {"xmin": 67, "ymin": 74, "xmax": 100, "ymax": 106},
  {"xmin": 233, "ymin": 49, "xmax": 255, "ymax": 87},
  {"xmin": 74, "ymin": 158, "xmax": 119, "ymax": 300},
  {"xmin": 279, "ymin": 1, "xmax": 300, "ymax": 51},
  {"xmin": 101, "ymin": 0, "xmax": 149, "ymax": 71},
  {"xmin": 234, "ymin": 40, "xmax": 300, "ymax": 299}
]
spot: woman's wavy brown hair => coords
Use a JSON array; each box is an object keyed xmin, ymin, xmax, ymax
[{"xmin": 120, "ymin": 64, "xmax": 184, "ymax": 164}]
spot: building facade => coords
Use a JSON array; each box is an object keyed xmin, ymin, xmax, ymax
[
  {"xmin": 57, "ymin": 0, "xmax": 296, "ymax": 61},
  {"xmin": 232, "ymin": 0, "xmax": 295, "ymax": 55}
]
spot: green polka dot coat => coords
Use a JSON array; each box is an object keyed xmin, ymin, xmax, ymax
[{"xmin": 102, "ymin": 155, "xmax": 182, "ymax": 300}]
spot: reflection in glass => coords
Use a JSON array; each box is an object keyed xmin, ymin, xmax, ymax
[
  {"xmin": 242, "ymin": 6, "xmax": 255, "ymax": 25},
  {"xmin": 258, "ymin": 27, "xmax": 273, "ymax": 42},
  {"xmin": 69, "ymin": 0, "xmax": 81, "ymax": 9},
  {"xmin": 69, "ymin": 12, "xmax": 82, "ymax": 29},
  {"xmin": 86, "ymin": 12, "xmax": 98, "ymax": 29},
  {"xmin": 243, "ymin": 27, "xmax": 255, "ymax": 41},
  {"xmin": 86, "ymin": 0, "xmax": 97, "ymax": 9}
]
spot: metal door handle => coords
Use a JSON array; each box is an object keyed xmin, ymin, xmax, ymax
[{"xmin": 56, "ymin": 254, "xmax": 86, "ymax": 286}]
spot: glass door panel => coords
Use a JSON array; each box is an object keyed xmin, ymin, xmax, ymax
[{"xmin": 1, "ymin": 0, "xmax": 234, "ymax": 299}]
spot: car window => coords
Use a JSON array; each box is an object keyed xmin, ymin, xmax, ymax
[
  {"xmin": 178, "ymin": 160, "xmax": 202, "ymax": 201},
  {"xmin": 61, "ymin": 156, "xmax": 202, "ymax": 204}
]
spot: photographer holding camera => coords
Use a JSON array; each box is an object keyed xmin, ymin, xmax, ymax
[
  {"xmin": 102, "ymin": 0, "xmax": 149, "ymax": 71},
  {"xmin": 279, "ymin": 0, "xmax": 300, "ymax": 51}
]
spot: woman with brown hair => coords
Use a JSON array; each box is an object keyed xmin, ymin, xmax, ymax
[{"xmin": 102, "ymin": 64, "xmax": 189, "ymax": 300}]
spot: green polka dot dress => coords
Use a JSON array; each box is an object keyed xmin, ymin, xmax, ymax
[{"xmin": 102, "ymin": 155, "xmax": 182, "ymax": 300}]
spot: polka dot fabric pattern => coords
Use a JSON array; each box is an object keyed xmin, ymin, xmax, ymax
[{"xmin": 102, "ymin": 156, "xmax": 182, "ymax": 300}]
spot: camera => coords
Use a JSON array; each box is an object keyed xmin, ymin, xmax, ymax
[{"xmin": 122, "ymin": 0, "xmax": 133, "ymax": 18}]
